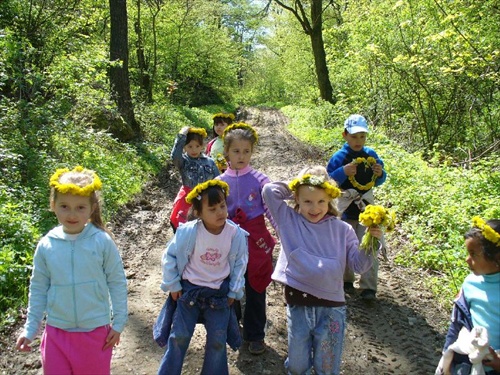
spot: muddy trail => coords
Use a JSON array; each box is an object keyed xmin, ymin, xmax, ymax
[{"xmin": 0, "ymin": 107, "xmax": 448, "ymax": 375}]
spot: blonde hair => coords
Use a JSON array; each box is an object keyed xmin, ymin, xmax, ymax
[
  {"xmin": 49, "ymin": 167, "xmax": 113, "ymax": 238},
  {"xmin": 292, "ymin": 166, "xmax": 340, "ymax": 217}
]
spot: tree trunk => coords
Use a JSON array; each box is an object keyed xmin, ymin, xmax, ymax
[
  {"xmin": 310, "ymin": 0, "xmax": 335, "ymax": 104},
  {"xmin": 109, "ymin": 0, "xmax": 142, "ymax": 141}
]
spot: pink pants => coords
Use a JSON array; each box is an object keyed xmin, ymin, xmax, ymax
[{"xmin": 41, "ymin": 325, "xmax": 112, "ymax": 375}]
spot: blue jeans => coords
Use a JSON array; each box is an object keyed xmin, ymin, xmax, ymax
[
  {"xmin": 158, "ymin": 281, "xmax": 230, "ymax": 375},
  {"xmin": 285, "ymin": 304, "xmax": 346, "ymax": 375}
]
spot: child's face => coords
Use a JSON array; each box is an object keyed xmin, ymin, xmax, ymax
[
  {"xmin": 225, "ymin": 139, "xmax": 253, "ymax": 170},
  {"xmin": 465, "ymin": 237, "xmax": 499, "ymax": 275},
  {"xmin": 197, "ymin": 195, "xmax": 228, "ymax": 235},
  {"xmin": 343, "ymin": 131, "xmax": 367, "ymax": 152},
  {"xmin": 51, "ymin": 193, "xmax": 94, "ymax": 234},
  {"xmin": 214, "ymin": 121, "xmax": 229, "ymax": 137},
  {"xmin": 295, "ymin": 185, "xmax": 330, "ymax": 223},
  {"xmin": 184, "ymin": 139, "xmax": 203, "ymax": 158}
]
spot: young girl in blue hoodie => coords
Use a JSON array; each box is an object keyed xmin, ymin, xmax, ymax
[
  {"xmin": 262, "ymin": 165, "xmax": 381, "ymax": 375},
  {"xmin": 16, "ymin": 166, "xmax": 128, "ymax": 375},
  {"xmin": 158, "ymin": 180, "xmax": 248, "ymax": 375}
]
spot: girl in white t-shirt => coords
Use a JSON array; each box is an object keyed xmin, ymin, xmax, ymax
[{"xmin": 158, "ymin": 180, "xmax": 248, "ymax": 375}]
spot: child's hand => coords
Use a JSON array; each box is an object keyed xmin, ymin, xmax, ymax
[
  {"xmin": 368, "ymin": 226, "xmax": 383, "ymax": 239},
  {"xmin": 228, "ymin": 298, "xmax": 234, "ymax": 306},
  {"xmin": 372, "ymin": 163, "xmax": 383, "ymax": 177},
  {"xmin": 103, "ymin": 328, "xmax": 121, "ymax": 350},
  {"xmin": 16, "ymin": 336, "xmax": 32, "ymax": 352},
  {"xmin": 170, "ymin": 291, "xmax": 182, "ymax": 301},
  {"xmin": 344, "ymin": 163, "xmax": 357, "ymax": 176},
  {"xmin": 180, "ymin": 126, "xmax": 190, "ymax": 135},
  {"xmin": 483, "ymin": 346, "xmax": 500, "ymax": 371}
]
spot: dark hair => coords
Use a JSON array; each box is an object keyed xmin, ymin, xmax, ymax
[
  {"xmin": 211, "ymin": 116, "xmax": 233, "ymax": 138},
  {"xmin": 186, "ymin": 132, "xmax": 204, "ymax": 146},
  {"xmin": 465, "ymin": 219, "xmax": 500, "ymax": 265},
  {"xmin": 188, "ymin": 185, "xmax": 227, "ymax": 220}
]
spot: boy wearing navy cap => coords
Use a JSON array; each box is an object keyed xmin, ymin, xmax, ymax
[{"xmin": 326, "ymin": 114, "xmax": 387, "ymax": 301}]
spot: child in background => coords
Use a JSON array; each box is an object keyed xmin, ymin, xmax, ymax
[
  {"xmin": 326, "ymin": 114, "xmax": 387, "ymax": 301},
  {"xmin": 158, "ymin": 180, "xmax": 249, "ymax": 375},
  {"xmin": 170, "ymin": 126, "xmax": 219, "ymax": 232},
  {"xmin": 206, "ymin": 112, "xmax": 235, "ymax": 172},
  {"xmin": 217, "ymin": 122, "xmax": 277, "ymax": 355},
  {"xmin": 16, "ymin": 166, "xmax": 128, "ymax": 375},
  {"xmin": 262, "ymin": 166, "xmax": 381, "ymax": 375},
  {"xmin": 436, "ymin": 217, "xmax": 500, "ymax": 375}
]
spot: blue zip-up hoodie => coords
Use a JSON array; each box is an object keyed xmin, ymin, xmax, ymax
[
  {"xmin": 161, "ymin": 219, "xmax": 249, "ymax": 300},
  {"xmin": 21, "ymin": 223, "xmax": 128, "ymax": 341}
]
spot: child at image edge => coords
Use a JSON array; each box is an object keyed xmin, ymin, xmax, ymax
[
  {"xmin": 326, "ymin": 114, "xmax": 387, "ymax": 301},
  {"xmin": 435, "ymin": 217, "xmax": 500, "ymax": 375},
  {"xmin": 157, "ymin": 180, "xmax": 249, "ymax": 375},
  {"xmin": 16, "ymin": 166, "xmax": 128, "ymax": 375},
  {"xmin": 206, "ymin": 112, "xmax": 235, "ymax": 171},
  {"xmin": 170, "ymin": 126, "xmax": 219, "ymax": 232},
  {"xmin": 262, "ymin": 166, "xmax": 382, "ymax": 375},
  {"xmin": 217, "ymin": 122, "xmax": 277, "ymax": 355}
]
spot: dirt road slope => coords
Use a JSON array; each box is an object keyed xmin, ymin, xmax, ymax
[{"xmin": 0, "ymin": 106, "xmax": 448, "ymax": 375}]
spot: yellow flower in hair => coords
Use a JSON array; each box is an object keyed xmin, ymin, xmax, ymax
[
  {"xmin": 212, "ymin": 113, "xmax": 235, "ymax": 121},
  {"xmin": 472, "ymin": 216, "xmax": 500, "ymax": 246},
  {"xmin": 222, "ymin": 122, "xmax": 259, "ymax": 143},
  {"xmin": 288, "ymin": 174, "xmax": 341, "ymax": 199},
  {"xmin": 50, "ymin": 166, "xmax": 102, "ymax": 197},
  {"xmin": 185, "ymin": 180, "xmax": 230, "ymax": 204},
  {"xmin": 188, "ymin": 127, "xmax": 207, "ymax": 138}
]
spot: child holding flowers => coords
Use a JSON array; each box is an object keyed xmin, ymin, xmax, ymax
[
  {"xmin": 217, "ymin": 121, "xmax": 277, "ymax": 355},
  {"xmin": 206, "ymin": 112, "xmax": 235, "ymax": 172},
  {"xmin": 262, "ymin": 165, "xmax": 382, "ymax": 375},
  {"xmin": 157, "ymin": 180, "xmax": 249, "ymax": 375},
  {"xmin": 435, "ymin": 217, "xmax": 500, "ymax": 375},
  {"xmin": 16, "ymin": 166, "xmax": 128, "ymax": 375},
  {"xmin": 170, "ymin": 126, "xmax": 220, "ymax": 232},
  {"xmin": 326, "ymin": 114, "xmax": 387, "ymax": 301}
]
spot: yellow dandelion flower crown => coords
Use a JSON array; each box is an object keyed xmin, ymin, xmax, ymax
[
  {"xmin": 185, "ymin": 180, "xmax": 230, "ymax": 204},
  {"xmin": 188, "ymin": 127, "xmax": 207, "ymax": 138},
  {"xmin": 49, "ymin": 166, "xmax": 102, "ymax": 197},
  {"xmin": 212, "ymin": 112, "xmax": 235, "ymax": 121},
  {"xmin": 472, "ymin": 216, "xmax": 500, "ymax": 246},
  {"xmin": 222, "ymin": 122, "xmax": 259, "ymax": 144},
  {"xmin": 289, "ymin": 174, "xmax": 341, "ymax": 199}
]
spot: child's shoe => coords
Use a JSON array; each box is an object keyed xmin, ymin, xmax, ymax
[
  {"xmin": 361, "ymin": 289, "xmax": 376, "ymax": 301},
  {"xmin": 248, "ymin": 340, "xmax": 266, "ymax": 355}
]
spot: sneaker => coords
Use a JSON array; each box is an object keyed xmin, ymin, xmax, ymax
[
  {"xmin": 248, "ymin": 341, "xmax": 266, "ymax": 355},
  {"xmin": 361, "ymin": 289, "xmax": 376, "ymax": 301},
  {"xmin": 343, "ymin": 282, "xmax": 356, "ymax": 294}
]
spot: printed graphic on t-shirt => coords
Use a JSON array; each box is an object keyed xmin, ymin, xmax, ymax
[{"xmin": 200, "ymin": 248, "xmax": 222, "ymax": 266}]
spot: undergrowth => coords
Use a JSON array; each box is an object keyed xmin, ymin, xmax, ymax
[{"xmin": 281, "ymin": 103, "xmax": 500, "ymax": 310}]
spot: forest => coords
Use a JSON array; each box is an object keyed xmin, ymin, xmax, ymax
[{"xmin": 1, "ymin": 0, "xmax": 499, "ymax": 324}]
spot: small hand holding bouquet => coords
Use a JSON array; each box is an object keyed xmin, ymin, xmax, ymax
[
  {"xmin": 215, "ymin": 153, "xmax": 228, "ymax": 171},
  {"xmin": 358, "ymin": 204, "xmax": 396, "ymax": 255}
]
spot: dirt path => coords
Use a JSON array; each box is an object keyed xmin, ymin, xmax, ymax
[{"xmin": 1, "ymin": 107, "xmax": 448, "ymax": 375}]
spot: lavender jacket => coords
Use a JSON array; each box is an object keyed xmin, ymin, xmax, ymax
[{"xmin": 262, "ymin": 181, "xmax": 374, "ymax": 302}]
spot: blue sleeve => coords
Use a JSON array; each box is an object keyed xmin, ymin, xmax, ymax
[
  {"xmin": 228, "ymin": 227, "xmax": 249, "ymax": 300},
  {"xmin": 365, "ymin": 148, "xmax": 387, "ymax": 186},
  {"xmin": 102, "ymin": 236, "xmax": 128, "ymax": 333},
  {"xmin": 161, "ymin": 236, "xmax": 183, "ymax": 293},
  {"xmin": 171, "ymin": 134, "xmax": 186, "ymax": 171},
  {"xmin": 327, "ymin": 149, "xmax": 348, "ymax": 185}
]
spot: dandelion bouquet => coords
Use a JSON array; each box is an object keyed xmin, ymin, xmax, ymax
[
  {"xmin": 358, "ymin": 205, "xmax": 396, "ymax": 255},
  {"xmin": 215, "ymin": 153, "xmax": 227, "ymax": 171}
]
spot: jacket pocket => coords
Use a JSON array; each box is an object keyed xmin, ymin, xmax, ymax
[{"xmin": 285, "ymin": 247, "xmax": 342, "ymax": 293}]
